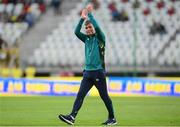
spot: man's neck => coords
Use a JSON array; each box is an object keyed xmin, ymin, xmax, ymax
[{"xmin": 87, "ymin": 33, "xmax": 95, "ymax": 37}]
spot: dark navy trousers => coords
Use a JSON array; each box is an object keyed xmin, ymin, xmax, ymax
[{"xmin": 70, "ymin": 69, "xmax": 115, "ymax": 119}]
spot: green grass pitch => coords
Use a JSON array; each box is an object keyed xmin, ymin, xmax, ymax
[{"xmin": 0, "ymin": 96, "xmax": 180, "ymax": 126}]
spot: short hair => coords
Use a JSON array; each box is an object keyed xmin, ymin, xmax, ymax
[{"xmin": 85, "ymin": 20, "xmax": 91, "ymax": 26}]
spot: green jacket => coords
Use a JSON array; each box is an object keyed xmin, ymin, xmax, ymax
[{"xmin": 75, "ymin": 13, "xmax": 106, "ymax": 71}]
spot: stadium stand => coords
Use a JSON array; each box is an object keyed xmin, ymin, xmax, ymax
[
  {"xmin": 0, "ymin": 0, "xmax": 46, "ymax": 45},
  {"xmin": 27, "ymin": 0, "xmax": 180, "ymax": 74},
  {"xmin": 0, "ymin": 0, "xmax": 47, "ymax": 69},
  {"xmin": 1, "ymin": 0, "xmax": 179, "ymax": 76}
]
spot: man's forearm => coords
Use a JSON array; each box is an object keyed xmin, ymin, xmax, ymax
[
  {"xmin": 88, "ymin": 13, "xmax": 98, "ymax": 29},
  {"xmin": 74, "ymin": 18, "xmax": 86, "ymax": 42},
  {"xmin": 75, "ymin": 18, "xmax": 85, "ymax": 35},
  {"xmin": 88, "ymin": 13, "xmax": 105, "ymax": 42}
]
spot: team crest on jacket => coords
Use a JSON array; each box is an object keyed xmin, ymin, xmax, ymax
[{"xmin": 99, "ymin": 43, "xmax": 104, "ymax": 49}]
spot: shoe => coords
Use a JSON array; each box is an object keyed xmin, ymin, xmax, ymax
[
  {"xmin": 102, "ymin": 118, "xmax": 117, "ymax": 125},
  {"xmin": 58, "ymin": 114, "xmax": 75, "ymax": 125}
]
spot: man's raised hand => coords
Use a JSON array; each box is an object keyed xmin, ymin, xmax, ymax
[
  {"xmin": 81, "ymin": 9, "xmax": 88, "ymax": 19},
  {"xmin": 86, "ymin": 3, "xmax": 93, "ymax": 13}
]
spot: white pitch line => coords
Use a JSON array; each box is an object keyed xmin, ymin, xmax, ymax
[{"xmin": 0, "ymin": 125, "xmax": 179, "ymax": 127}]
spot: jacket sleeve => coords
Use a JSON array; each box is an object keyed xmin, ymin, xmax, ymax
[
  {"xmin": 88, "ymin": 13, "xmax": 105, "ymax": 43},
  {"xmin": 74, "ymin": 18, "xmax": 87, "ymax": 42}
]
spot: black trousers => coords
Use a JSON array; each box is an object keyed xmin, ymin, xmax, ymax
[{"xmin": 70, "ymin": 69, "xmax": 115, "ymax": 119}]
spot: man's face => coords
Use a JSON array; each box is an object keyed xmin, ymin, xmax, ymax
[{"xmin": 85, "ymin": 23, "xmax": 95, "ymax": 35}]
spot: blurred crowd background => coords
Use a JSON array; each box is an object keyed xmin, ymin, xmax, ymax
[{"xmin": 0, "ymin": 0, "xmax": 180, "ymax": 78}]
